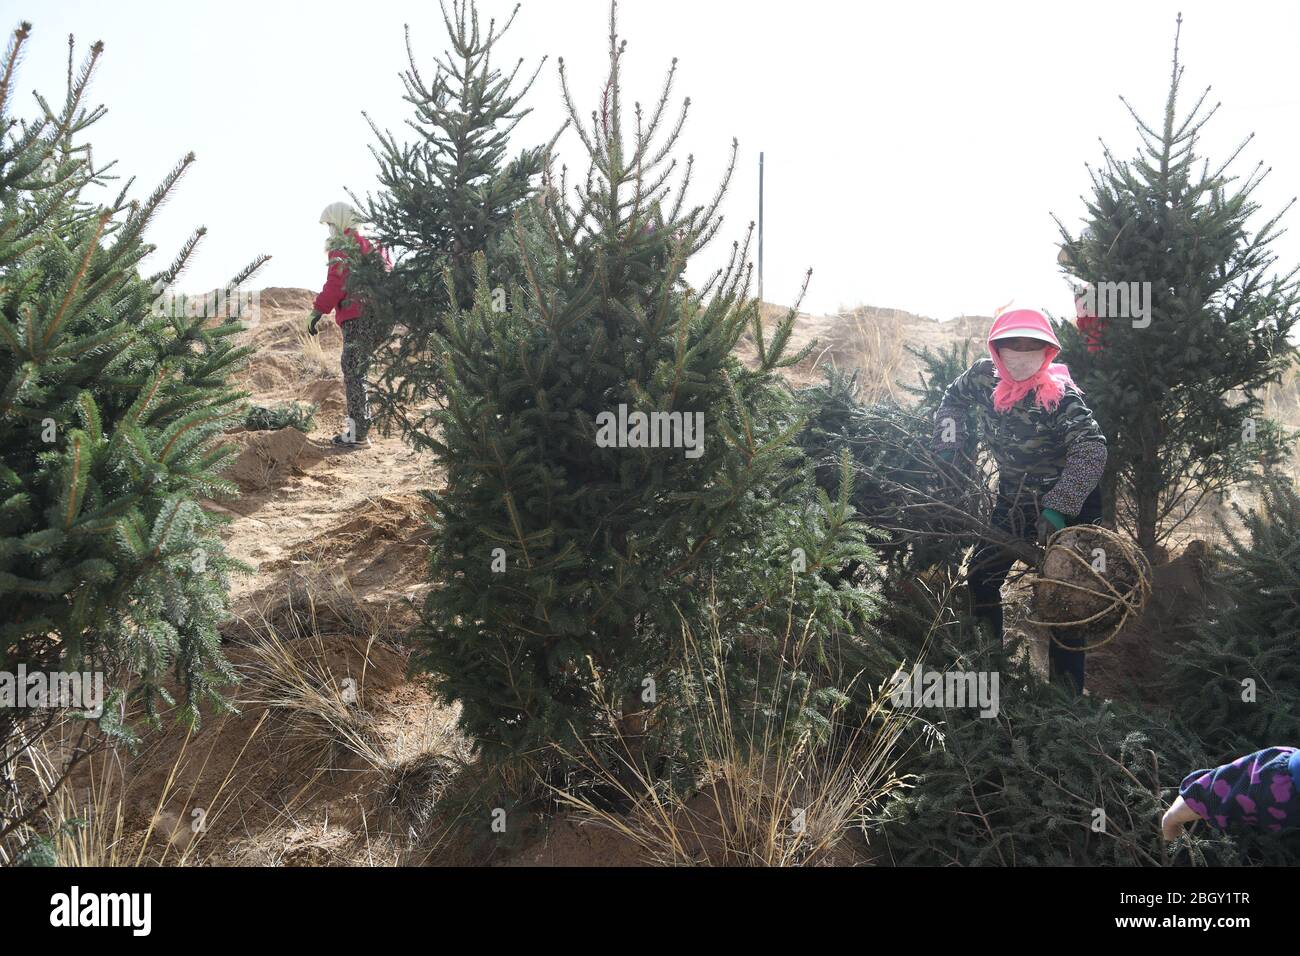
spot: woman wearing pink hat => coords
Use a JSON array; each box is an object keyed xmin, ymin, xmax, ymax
[{"xmin": 933, "ymin": 307, "xmax": 1108, "ymax": 693}]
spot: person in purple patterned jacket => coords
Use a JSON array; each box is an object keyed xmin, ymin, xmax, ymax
[{"xmin": 1162, "ymin": 746, "xmax": 1300, "ymax": 840}]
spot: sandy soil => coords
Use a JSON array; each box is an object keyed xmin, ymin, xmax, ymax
[
  {"xmin": 216, "ymin": 288, "xmax": 438, "ymax": 618},
  {"xmin": 45, "ymin": 290, "xmax": 467, "ymax": 867}
]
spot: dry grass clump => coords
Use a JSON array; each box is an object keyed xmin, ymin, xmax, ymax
[
  {"xmin": 547, "ymin": 609, "xmax": 914, "ymax": 866},
  {"xmin": 1, "ymin": 569, "xmax": 467, "ymax": 868},
  {"xmin": 1, "ymin": 713, "xmax": 264, "ymax": 867},
  {"xmin": 843, "ymin": 308, "xmax": 911, "ymax": 405},
  {"xmin": 235, "ymin": 573, "xmax": 470, "ymax": 856},
  {"xmin": 293, "ymin": 327, "xmax": 340, "ymax": 379},
  {"xmin": 227, "ymin": 561, "xmax": 406, "ymax": 647},
  {"xmin": 239, "ymin": 625, "xmax": 390, "ymax": 776}
]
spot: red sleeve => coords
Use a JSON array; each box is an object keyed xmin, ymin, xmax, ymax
[{"xmin": 313, "ymin": 248, "xmax": 350, "ymax": 314}]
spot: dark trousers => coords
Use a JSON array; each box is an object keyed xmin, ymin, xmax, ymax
[
  {"xmin": 969, "ymin": 485, "xmax": 1103, "ymax": 694},
  {"xmin": 340, "ymin": 316, "xmax": 372, "ymax": 440}
]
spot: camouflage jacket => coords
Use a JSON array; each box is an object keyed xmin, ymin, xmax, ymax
[{"xmin": 934, "ymin": 359, "xmax": 1107, "ymax": 516}]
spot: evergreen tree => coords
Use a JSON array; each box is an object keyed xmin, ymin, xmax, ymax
[
  {"xmin": 1055, "ymin": 15, "xmax": 1299, "ymax": 559},
  {"xmin": 796, "ymin": 342, "xmax": 997, "ymax": 575},
  {"xmin": 799, "ymin": 372, "xmax": 945, "ymax": 572},
  {"xmin": 0, "ymin": 22, "xmax": 263, "ymax": 772},
  {"xmin": 1161, "ymin": 475, "xmax": 1300, "ymax": 755},
  {"xmin": 351, "ymin": 0, "xmax": 547, "ymax": 443},
  {"xmin": 243, "ymin": 402, "xmax": 316, "ymax": 433},
  {"xmin": 411, "ymin": 3, "xmax": 877, "ymax": 772},
  {"xmin": 871, "ymin": 657, "xmax": 1300, "ymax": 866}
]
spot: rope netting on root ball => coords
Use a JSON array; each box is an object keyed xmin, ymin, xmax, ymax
[{"xmin": 1028, "ymin": 525, "xmax": 1152, "ymax": 651}]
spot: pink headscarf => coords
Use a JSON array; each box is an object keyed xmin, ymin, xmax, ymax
[{"xmin": 987, "ymin": 307, "xmax": 1075, "ymax": 413}]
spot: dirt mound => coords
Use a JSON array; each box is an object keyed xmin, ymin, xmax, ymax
[
  {"xmin": 738, "ymin": 303, "xmax": 992, "ymax": 396},
  {"xmin": 503, "ymin": 816, "xmax": 649, "ymax": 867},
  {"xmin": 1087, "ymin": 540, "xmax": 1212, "ymax": 701},
  {"xmin": 256, "ymin": 287, "xmax": 318, "ymax": 312},
  {"xmin": 59, "ymin": 628, "xmax": 455, "ymax": 867},
  {"xmin": 298, "ymin": 377, "xmax": 346, "ymax": 420},
  {"xmin": 223, "ymin": 427, "xmax": 325, "ymax": 492},
  {"xmin": 264, "ymin": 492, "xmax": 432, "ymax": 568},
  {"xmin": 222, "ymin": 491, "xmax": 434, "ymax": 642}
]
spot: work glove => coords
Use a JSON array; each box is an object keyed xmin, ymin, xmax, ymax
[
  {"xmin": 1036, "ymin": 507, "xmax": 1067, "ymax": 546},
  {"xmin": 308, "ymin": 310, "xmax": 323, "ymax": 336}
]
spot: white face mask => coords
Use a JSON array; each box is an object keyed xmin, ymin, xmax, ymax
[{"xmin": 1000, "ymin": 348, "xmax": 1047, "ymax": 382}]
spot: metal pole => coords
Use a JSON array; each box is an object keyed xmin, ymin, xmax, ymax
[{"xmin": 757, "ymin": 151, "xmax": 765, "ymax": 305}]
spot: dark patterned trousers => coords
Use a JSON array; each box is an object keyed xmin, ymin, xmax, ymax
[
  {"xmin": 969, "ymin": 485, "xmax": 1103, "ymax": 694},
  {"xmin": 340, "ymin": 316, "xmax": 371, "ymax": 441}
]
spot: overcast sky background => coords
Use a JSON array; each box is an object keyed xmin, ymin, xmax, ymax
[{"xmin": 9, "ymin": 0, "xmax": 1300, "ymax": 320}]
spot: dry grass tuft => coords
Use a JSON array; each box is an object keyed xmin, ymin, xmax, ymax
[
  {"xmin": 2, "ymin": 713, "xmax": 265, "ymax": 867},
  {"xmin": 549, "ymin": 607, "xmax": 913, "ymax": 866},
  {"xmin": 294, "ymin": 327, "xmax": 339, "ymax": 379},
  {"xmin": 239, "ymin": 625, "xmax": 390, "ymax": 776},
  {"xmin": 233, "ymin": 571, "xmax": 468, "ymax": 855},
  {"xmin": 228, "ymin": 560, "xmax": 406, "ymax": 647},
  {"xmin": 842, "ymin": 308, "xmax": 911, "ymax": 405}
]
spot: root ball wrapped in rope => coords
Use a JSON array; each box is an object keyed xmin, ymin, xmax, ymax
[{"xmin": 1028, "ymin": 524, "xmax": 1152, "ymax": 650}]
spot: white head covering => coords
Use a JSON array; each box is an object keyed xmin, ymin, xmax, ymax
[{"xmin": 320, "ymin": 202, "xmax": 361, "ymax": 251}]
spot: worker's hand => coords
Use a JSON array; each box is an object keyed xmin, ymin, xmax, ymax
[
  {"xmin": 1161, "ymin": 812, "xmax": 1185, "ymax": 842},
  {"xmin": 1161, "ymin": 796, "xmax": 1198, "ymax": 841},
  {"xmin": 1036, "ymin": 507, "xmax": 1067, "ymax": 546},
  {"xmin": 308, "ymin": 310, "xmax": 323, "ymax": 336}
]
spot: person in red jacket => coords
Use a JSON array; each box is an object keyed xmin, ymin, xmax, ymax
[
  {"xmin": 308, "ymin": 202, "xmax": 389, "ymax": 447},
  {"xmin": 1058, "ymin": 232, "xmax": 1105, "ymax": 352},
  {"xmin": 1071, "ymin": 288, "xmax": 1105, "ymax": 352}
]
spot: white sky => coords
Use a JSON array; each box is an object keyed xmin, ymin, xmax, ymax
[{"xmin": 9, "ymin": 0, "xmax": 1300, "ymax": 319}]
